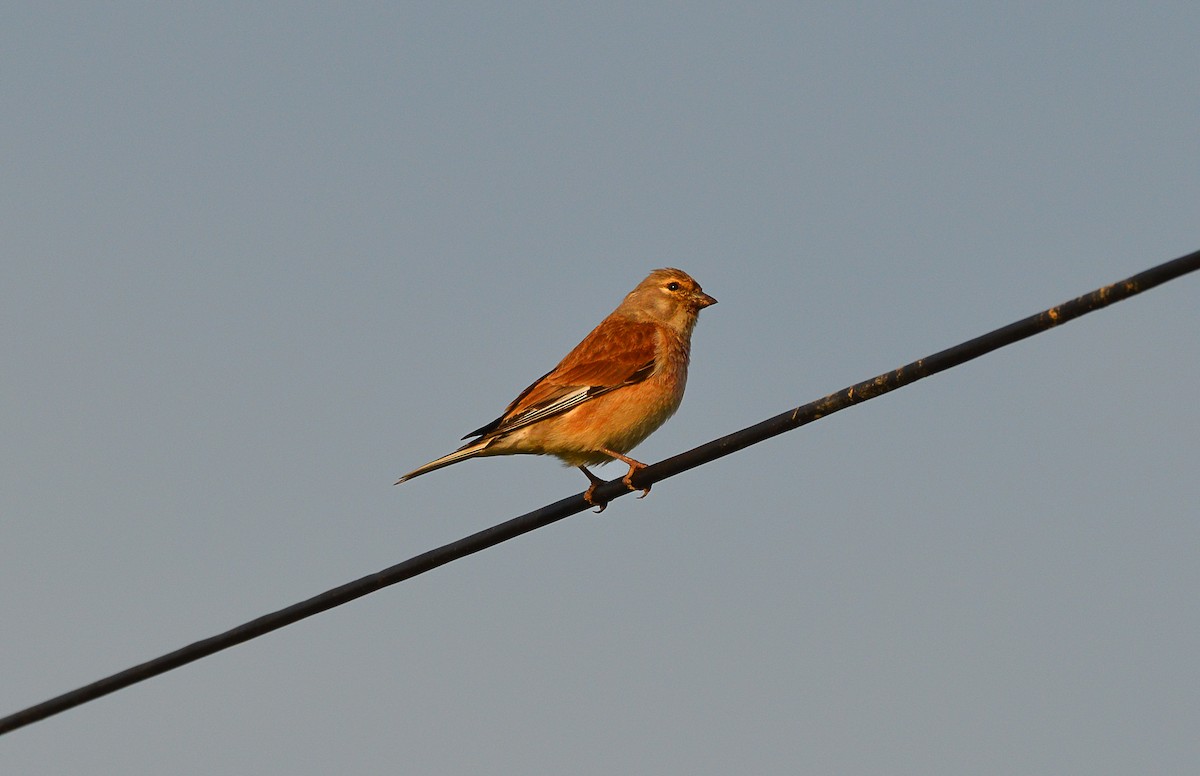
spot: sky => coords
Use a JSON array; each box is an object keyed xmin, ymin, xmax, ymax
[{"xmin": 3, "ymin": 3, "xmax": 1198, "ymax": 774}]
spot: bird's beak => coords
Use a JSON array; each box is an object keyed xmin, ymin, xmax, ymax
[{"xmin": 695, "ymin": 292, "xmax": 718, "ymax": 308}]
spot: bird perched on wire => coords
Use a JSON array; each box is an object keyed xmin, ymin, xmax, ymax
[{"xmin": 396, "ymin": 268, "xmax": 717, "ymax": 510}]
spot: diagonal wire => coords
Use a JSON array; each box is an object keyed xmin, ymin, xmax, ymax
[{"xmin": 2, "ymin": 248, "xmax": 1198, "ymax": 736}]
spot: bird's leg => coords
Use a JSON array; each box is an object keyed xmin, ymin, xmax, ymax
[
  {"xmin": 578, "ymin": 466, "xmax": 609, "ymax": 513},
  {"xmin": 599, "ymin": 449, "xmax": 651, "ymax": 498}
]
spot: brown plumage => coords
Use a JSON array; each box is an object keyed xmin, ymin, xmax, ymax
[{"xmin": 396, "ymin": 268, "xmax": 717, "ymax": 509}]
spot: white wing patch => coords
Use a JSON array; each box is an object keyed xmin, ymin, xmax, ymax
[{"xmin": 492, "ymin": 386, "xmax": 595, "ymax": 435}]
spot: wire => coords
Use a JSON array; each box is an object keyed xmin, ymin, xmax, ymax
[{"xmin": 2, "ymin": 248, "xmax": 1197, "ymax": 736}]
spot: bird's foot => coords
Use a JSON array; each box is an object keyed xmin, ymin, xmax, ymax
[
  {"xmin": 579, "ymin": 467, "xmax": 610, "ymax": 513},
  {"xmin": 621, "ymin": 462, "xmax": 651, "ymax": 499},
  {"xmin": 583, "ymin": 484, "xmax": 608, "ymax": 513},
  {"xmin": 579, "ymin": 455, "xmax": 651, "ymax": 511},
  {"xmin": 598, "ymin": 449, "xmax": 651, "ymax": 499}
]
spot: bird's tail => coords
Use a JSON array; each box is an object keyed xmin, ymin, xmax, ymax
[{"xmin": 394, "ymin": 437, "xmax": 494, "ymax": 485}]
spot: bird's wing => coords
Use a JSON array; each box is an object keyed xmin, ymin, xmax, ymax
[{"xmin": 462, "ymin": 320, "xmax": 659, "ymax": 440}]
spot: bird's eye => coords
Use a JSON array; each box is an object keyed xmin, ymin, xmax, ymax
[{"xmin": 666, "ymin": 282, "xmax": 681, "ymax": 291}]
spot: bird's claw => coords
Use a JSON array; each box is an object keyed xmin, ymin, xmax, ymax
[
  {"xmin": 621, "ymin": 464, "xmax": 650, "ymax": 499},
  {"xmin": 583, "ymin": 483, "xmax": 609, "ymax": 513},
  {"xmin": 579, "ymin": 459, "xmax": 649, "ymax": 512}
]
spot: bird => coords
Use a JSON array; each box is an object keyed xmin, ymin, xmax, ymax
[{"xmin": 396, "ymin": 268, "xmax": 717, "ymax": 510}]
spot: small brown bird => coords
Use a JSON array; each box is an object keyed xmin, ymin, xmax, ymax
[{"xmin": 396, "ymin": 268, "xmax": 717, "ymax": 509}]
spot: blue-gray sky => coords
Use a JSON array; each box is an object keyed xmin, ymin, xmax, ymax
[{"xmin": 3, "ymin": 4, "xmax": 1198, "ymax": 774}]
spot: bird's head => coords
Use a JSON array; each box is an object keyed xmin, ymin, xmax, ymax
[{"xmin": 618, "ymin": 268, "xmax": 717, "ymax": 332}]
